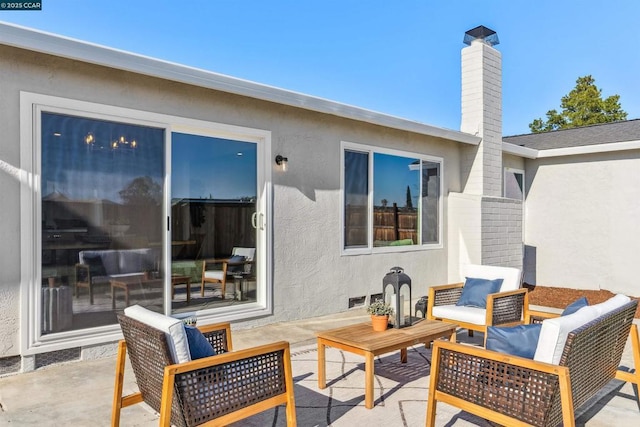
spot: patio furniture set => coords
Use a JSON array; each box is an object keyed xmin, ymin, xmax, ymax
[
  {"xmin": 111, "ymin": 264, "xmax": 640, "ymax": 426},
  {"xmin": 74, "ymin": 246, "xmax": 255, "ymax": 307}
]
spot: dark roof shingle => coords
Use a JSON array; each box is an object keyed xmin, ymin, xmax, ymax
[{"xmin": 504, "ymin": 119, "xmax": 640, "ymax": 150}]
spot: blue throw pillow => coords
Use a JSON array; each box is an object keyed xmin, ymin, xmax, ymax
[
  {"xmin": 486, "ymin": 324, "xmax": 542, "ymax": 359},
  {"xmin": 184, "ymin": 325, "xmax": 215, "ymax": 359},
  {"xmin": 561, "ymin": 296, "xmax": 588, "ymax": 316},
  {"xmin": 456, "ymin": 277, "xmax": 503, "ymax": 308}
]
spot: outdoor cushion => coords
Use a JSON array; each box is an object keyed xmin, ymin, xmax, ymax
[
  {"xmin": 533, "ymin": 305, "xmax": 600, "ymax": 364},
  {"xmin": 226, "ymin": 255, "xmax": 246, "ymax": 273},
  {"xmin": 389, "ymin": 238, "xmax": 413, "ymax": 246},
  {"xmin": 431, "ymin": 305, "xmax": 487, "ymax": 325},
  {"xmin": 124, "ymin": 305, "xmax": 191, "ymax": 364},
  {"xmin": 203, "ymin": 270, "xmax": 225, "ymax": 281},
  {"xmin": 590, "ymin": 294, "xmax": 631, "ymax": 317},
  {"xmin": 486, "ymin": 323, "xmax": 542, "ymax": 359},
  {"xmin": 461, "ymin": 264, "xmax": 522, "ymax": 293},
  {"xmin": 184, "ymin": 325, "xmax": 216, "ymax": 359},
  {"xmin": 562, "ymin": 296, "xmax": 589, "ymax": 316},
  {"xmin": 118, "ymin": 251, "xmax": 145, "ymax": 274},
  {"xmin": 456, "ymin": 277, "xmax": 503, "ymax": 308},
  {"xmin": 82, "ymin": 254, "xmax": 107, "ymax": 276},
  {"xmin": 80, "ymin": 250, "xmax": 120, "ymax": 276}
]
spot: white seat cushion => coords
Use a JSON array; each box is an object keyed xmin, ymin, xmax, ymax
[
  {"xmin": 124, "ymin": 305, "xmax": 191, "ymax": 364},
  {"xmin": 533, "ymin": 305, "xmax": 599, "ymax": 364},
  {"xmin": 432, "ymin": 305, "xmax": 487, "ymax": 325},
  {"xmin": 203, "ymin": 270, "xmax": 225, "ymax": 281},
  {"xmin": 461, "ymin": 264, "xmax": 522, "ymax": 292}
]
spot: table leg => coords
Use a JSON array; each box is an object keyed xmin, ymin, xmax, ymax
[
  {"xmin": 186, "ymin": 279, "xmax": 191, "ymax": 303},
  {"xmin": 400, "ymin": 348, "xmax": 407, "ymax": 363},
  {"xmin": 365, "ymin": 351, "xmax": 375, "ymax": 409},
  {"xmin": 450, "ymin": 330, "xmax": 456, "ymax": 343},
  {"xmin": 317, "ymin": 339, "xmax": 326, "ymax": 389},
  {"xmin": 111, "ymin": 283, "xmax": 116, "ymax": 309},
  {"xmin": 124, "ymin": 286, "xmax": 130, "ymax": 308}
]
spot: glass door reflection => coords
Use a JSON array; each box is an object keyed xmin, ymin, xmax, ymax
[{"xmin": 171, "ymin": 133, "xmax": 257, "ymax": 314}]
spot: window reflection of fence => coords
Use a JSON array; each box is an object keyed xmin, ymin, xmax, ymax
[
  {"xmin": 171, "ymin": 200, "xmax": 256, "ymax": 259},
  {"xmin": 345, "ymin": 204, "xmax": 417, "ymax": 246}
]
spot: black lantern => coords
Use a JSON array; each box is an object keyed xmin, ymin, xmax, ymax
[{"xmin": 383, "ymin": 266, "xmax": 412, "ymax": 328}]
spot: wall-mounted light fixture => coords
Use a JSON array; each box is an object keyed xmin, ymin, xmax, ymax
[{"xmin": 275, "ymin": 154, "xmax": 288, "ymax": 172}]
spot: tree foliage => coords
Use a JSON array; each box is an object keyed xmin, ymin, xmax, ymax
[
  {"xmin": 119, "ymin": 176, "xmax": 162, "ymax": 206},
  {"xmin": 405, "ymin": 186, "xmax": 413, "ymax": 209},
  {"xmin": 529, "ymin": 75, "xmax": 627, "ymax": 133}
]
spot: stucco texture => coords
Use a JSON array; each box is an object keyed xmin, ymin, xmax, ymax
[
  {"xmin": 0, "ymin": 44, "xmax": 465, "ymax": 356},
  {"xmin": 524, "ymin": 151, "xmax": 640, "ymax": 295}
]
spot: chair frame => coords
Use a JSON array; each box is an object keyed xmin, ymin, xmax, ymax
[
  {"xmin": 426, "ymin": 300, "xmax": 640, "ymax": 427},
  {"xmin": 112, "ymin": 315, "xmax": 296, "ymax": 427},
  {"xmin": 427, "ymin": 281, "xmax": 529, "ymax": 338}
]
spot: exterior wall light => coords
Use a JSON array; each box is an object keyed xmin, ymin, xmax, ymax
[{"xmin": 275, "ymin": 155, "xmax": 288, "ymax": 171}]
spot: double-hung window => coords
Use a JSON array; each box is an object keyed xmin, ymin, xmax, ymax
[{"xmin": 342, "ymin": 142, "xmax": 442, "ymax": 253}]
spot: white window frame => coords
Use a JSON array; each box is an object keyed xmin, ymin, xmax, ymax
[
  {"xmin": 504, "ymin": 167, "xmax": 525, "ymax": 201},
  {"xmin": 20, "ymin": 92, "xmax": 272, "ymax": 354},
  {"xmin": 340, "ymin": 141, "xmax": 443, "ymax": 255}
]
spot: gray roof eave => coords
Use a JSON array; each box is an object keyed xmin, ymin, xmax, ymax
[{"xmin": 0, "ymin": 21, "xmax": 480, "ymax": 146}]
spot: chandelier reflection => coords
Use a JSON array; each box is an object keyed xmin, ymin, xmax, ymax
[{"xmin": 84, "ymin": 132, "xmax": 138, "ymax": 151}]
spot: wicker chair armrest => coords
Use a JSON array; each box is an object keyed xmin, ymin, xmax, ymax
[
  {"xmin": 426, "ymin": 283, "xmax": 464, "ymax": 319},
  {"xmin": 430, "ymin": 340, "xmax": 569, "ymax": 426},
  {"xmin": 428, "ymin": 283, "xmax": 464, "ymax": 306},
  {"xmin": 201, "ymin": 257, "xmax": 229, "ymax": 269},
  {"xmin": 486, "ymin": 288, "xmax": 528, "ymax": 326},
  {"xmin": 526, "ymin": 309, "xmax": 560, "ymax": 324},
  {"xmin": 170, "ymin": 340, "xmax": 289, "ymax": 374},
  {"xmin": 197, "ymin": 322, "xmax": 233, "ymax": 353}
]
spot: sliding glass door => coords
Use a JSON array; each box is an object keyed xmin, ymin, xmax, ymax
[
  {"xmin": 40, "ymin": 112, "xmax": 165, "ymax": 333},
  {"xmin": 170, "ymin": 133, "xmax": 259, "ymax": 314},
  {"xmin": 33, "ymin": 99, "xmax": 269, "ymax": 342}
]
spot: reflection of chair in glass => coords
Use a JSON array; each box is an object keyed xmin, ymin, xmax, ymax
[
  {"xmin": 201, "ymin": 247, "xmax": 255, "ymax": 299},
  {"xmin": 112, "ymin": 306, "xmax": 297, "ymax": 426}
]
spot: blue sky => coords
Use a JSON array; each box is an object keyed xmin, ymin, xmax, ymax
[{"xmin": 2, "ymin": 1, "xmax": 639, "ymax": 136}]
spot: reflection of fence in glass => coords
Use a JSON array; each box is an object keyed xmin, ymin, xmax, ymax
[
  {"xmin": 344, "ymin": 205, "xmax": 367, "ymax": 247},
  {"xmin": 344, "ymin": 204, "xmax": 417, "ymax": 247},
  {"xmin": 171, "ymin": 199, "xmax": 256, "ymax": 260},
  {"xmin": 373, "ymin": 204, "xmax": 417, "ymax": 245}
]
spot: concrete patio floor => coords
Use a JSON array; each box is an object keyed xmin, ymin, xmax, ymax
[{"xmin": 0, "ymin": 308, "xmax": 639, "ymax": 426}]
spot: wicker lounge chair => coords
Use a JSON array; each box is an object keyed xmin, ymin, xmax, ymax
[
  {"xmin": 427, "ymin": 264, "xmax": 526, "ymax": 338},
  {"xmin": 426, "ymin": 299, "xmax": 640, "ymax": 427},
  {"xmin": 112, "ymin": 314, "xmax": 296, "ymax": 426}
]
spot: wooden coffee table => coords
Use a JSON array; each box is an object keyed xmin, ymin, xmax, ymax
[
  {"xmin": 111, "ymin": 274, "xmax": 192, "ymax": 308},
  {"xmin": 316, "ymin": 319, "xmax": 457, "ymax": 409}
]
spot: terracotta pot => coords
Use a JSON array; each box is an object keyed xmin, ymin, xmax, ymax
[{"xmin": 371, "ymin": 315, "xmax": 389, "ymax": 332}]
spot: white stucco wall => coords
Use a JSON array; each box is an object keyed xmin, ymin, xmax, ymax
[
  {"xmin": 524, "ymin": 151, "xmax": 640, "ymax": 295},
  {"xmin": 0, "ymin": 45, "xmax": 465, "ymax": 358}
]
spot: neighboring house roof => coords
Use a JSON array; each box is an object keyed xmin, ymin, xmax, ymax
[
  {"xmin": 0, "ymin": 21, "xmax": 480, "ymax": 146},
  {"xmin": 504, "ymin": 119, "xmax": 640, "ymax": 149},
  {"xmin": 503, "ymin": 119, "xmax": 640, "ymax": 159}
]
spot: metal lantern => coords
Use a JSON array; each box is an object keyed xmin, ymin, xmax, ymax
[{"xmin": 383, "ymin": 266, "xmax": 412, "ymax": 328}]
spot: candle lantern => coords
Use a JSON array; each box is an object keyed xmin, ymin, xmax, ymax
[{"xmin": 383, "ymin": 266, "xmax": 412, "ymax": 328}]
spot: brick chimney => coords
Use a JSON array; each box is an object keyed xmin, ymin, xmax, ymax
[
  {"xmin": 448, "ymin": 26, "xmax": 523, "ymax": 274},
  {"xmin": 460, "ymin": 25, "xmax": 502, "ymax": 197}
]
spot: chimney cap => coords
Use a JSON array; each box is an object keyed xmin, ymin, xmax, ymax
[{"xmin": 463, "ymin": 25, "xmax": 499, "ymax": 46}]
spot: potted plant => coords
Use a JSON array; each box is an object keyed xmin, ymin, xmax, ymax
[{"xmin": 366, "ymin": 299, "xmax": 394, "ymax": 331}]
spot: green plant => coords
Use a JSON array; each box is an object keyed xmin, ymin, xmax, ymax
[{"xmin": 366, "ymin": 299, "xmax": 394, "ymax": 316}]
